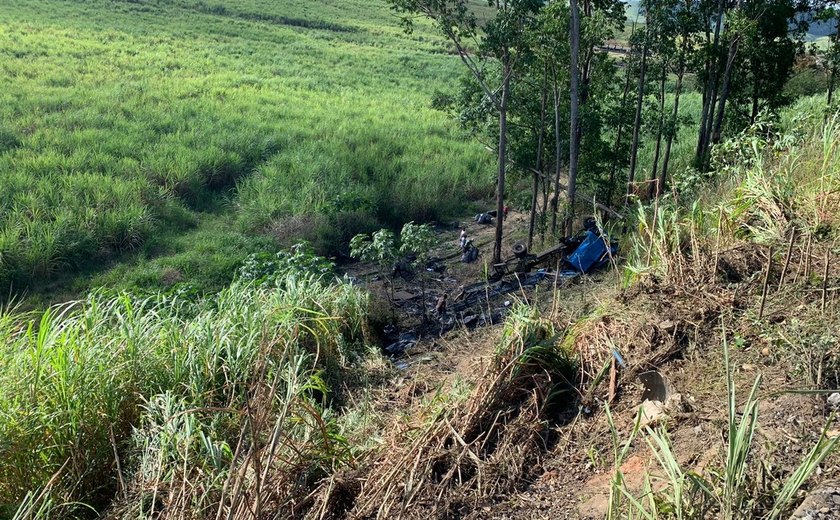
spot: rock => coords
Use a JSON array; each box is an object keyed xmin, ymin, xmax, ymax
[
  {"xmin": 665, "ymin": 392, "xmax": 688, "ymax": 413},
  {"xmin": 827, "ymin": 393, "xmax": 840, "ymax": 411},
  {"xmin": 638, "ymin": 400, "xmax": 668, "ymax": 429},
  {"xmin": 761, "ymin": 347, "xmax": 771, "ymax": 356},
  {"xmin": 788, "ymin": 481, "xmax": 840, "ymax": 519},
  {"xmin": 658, "ymin": 320, "xmax": 675, "ymax": 330}
]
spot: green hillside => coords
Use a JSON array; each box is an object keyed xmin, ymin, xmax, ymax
[{"xmin": 0, "ymin": 0, "xmax": 492, "ymax": 297}]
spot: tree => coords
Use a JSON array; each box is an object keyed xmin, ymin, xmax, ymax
[
  {"xmin": 695, "ymin": 0, "xmax": 727, "ymax": 170},
  {"xmin": 350, "ymin": 229, "xmax": 399, "ymax": 308},
  {"xmin": 567, "ymin": 0, "xmax": 582, "ymax": 234},
  {"xmin": 658, "ymin": 0, "xmax": 701, "ymax": 196},
  {"xmin": 819, "ymin": 7, "xmax": 840, "ymax": 106},
  {"xmin": 388, "ymin": 0, "xmax": 540, "ymax": 264},
  {"xmin": 399, "ymin": 222, "xmax": 437, "ymax": 321},
  {"xmin": 626, "ymin": 23, "xmax": 649, "ymax": 202},
  {"xmin": 694, "ymin": 0, "xmax": 810, "ymax": 170},
  {"xmin": 350, "ymin": 222, "xmax": 436, "ymax": 320}
]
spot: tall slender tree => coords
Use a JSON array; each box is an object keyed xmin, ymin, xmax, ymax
[
  {"xmin": 567, "ymin": 0, "xmax": 582, "ymax": 234},
  {"xmin": 387, "ymin": 0, "xmax": 540, "ymax": 263},
  {"xmin": 658, "ymin": 0, "xmax": 699, "ymax": 196},
  {"xmin": 626, "ymin": 25, "xmax": 649, "ymax": 202}
]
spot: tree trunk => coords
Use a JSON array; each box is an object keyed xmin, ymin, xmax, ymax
[
  {"xmin": 606, "ymin": 19, "xmax": 637, "ymax": 207},
  {"xmin": 711, "ymin": 33, "xmax": 740, "ymax": 146},
  {"xmin": 494, "ymin": 59, "xmax": 511, "ymax": 265},
  {"xmin": 648, "ymin": 61, "xmax": 667, "ymax": 199},
  {"xmin": 528, "ymin": 69, "xmax": 548, "ymax": 250},
  {"xmin": 750, "ymin": 61, "xmax": 760, "ymax": 124},
  {"xmin": 659, "ymin": 35, "xmax": 689, "ymax": 197},
  {"xmin": 567, "ymin": 0, "xmax": 581, "ymax": 235},
  {"xmin": 550, "ymin": 66, "xmax": 562, "ymax": 237},
  {"xmin": 626, "ymin": 32, "xmax": 648, "ymax": 204},
  {"xmin": 696, "ymin": 0, "xmax": 724, "ymax": 168},
  {"xmin": 696, "ymin": 23, "xmax": 712, "ymax": 162}
]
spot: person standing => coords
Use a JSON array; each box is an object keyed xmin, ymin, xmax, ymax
[{"xmin": 435, "ymin": 293, "xmax": 448, "ymax": 317}]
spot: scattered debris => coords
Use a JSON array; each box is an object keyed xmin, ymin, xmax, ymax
[
  {"xmin": 638, "ymin": 370, "xmax": 671, "ymax": 403},
  {"xmin": 474, "ymin": 212, "xmax": 493, "ymax": 225},
  {"xmin": 638, "ymin": 399, "xmax": 669, "ymax": 428},
  {"xmin": 789, "ymin": 482, "xmax": 840, "ymax": 520},
  {"xmin": 385, "ymin": 332, "xmax": 417, "ymax": 356},
  {"xmin": 828, "ymin": 393, "xmax": 840, "ymax": 412}
]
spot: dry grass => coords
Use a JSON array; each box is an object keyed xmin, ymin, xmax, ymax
[{"xmin": 300, "ymin": 305, "xmax": 578, "ymax": 520}]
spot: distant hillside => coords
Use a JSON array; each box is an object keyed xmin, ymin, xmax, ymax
[{"xmin": 625, "ymin": 0, "xmax": 837, "ymax": 42}]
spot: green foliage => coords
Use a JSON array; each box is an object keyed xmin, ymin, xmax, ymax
[
  {"xmin": 398, "ymin": 221, "xmax": 437, "ymax": 265},
  {"xmin": 784, "ymin": 67, "xmax": 829, "ymax": 100},
  {"xmin": 351, "ymin": 221, "xmax": 437, "ymax": 271},
  {"xmin": 0, "ymin": 0, "xmax": 493, "ymax": 295},
  {"xmin": 350, "ymin": 229, "xmax": 399, "ymax": 273},
  {"xmin": 0, "ymin": 275, "xmax": 371, "ymax": 517},
  {"xmin": 238, "ymin": 242, "xmax": 335, "ymax": 287}
]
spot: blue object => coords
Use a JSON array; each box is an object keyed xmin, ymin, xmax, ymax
[
  {"xmin": 566, "ymin": 230, "xmax": 613, "ymax": 273},
  {"xmin": 612, "ymin": 349, "xmax": 627, "ymax": 368}
]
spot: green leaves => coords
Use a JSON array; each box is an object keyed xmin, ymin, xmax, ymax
[
  {"xmin": 398, "ymin": 221, "xmax": 436, "ymax": 265},
  {"xmin": 350, "ymin": 229, "xmax": 398, "ymax": 271},
  {"xmin": 388, "ymin": 0, "xmax": 478, "ymax": 39},
  {"xmin": 1, "ymin": 274, "xmax": 372, "ymax": 517},
  {"xmin": 350, "ymin": 222, "xmax": 437, "ymax": 271},
  {"xmin": 238, "ymin": 242, "xmax": 335, "ymax": 287}
]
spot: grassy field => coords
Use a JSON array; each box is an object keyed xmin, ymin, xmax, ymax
[
  {"xmin": 4, "ymin": 98, "xmax": 836, "ymax": 519},
  {"xmin": 0, "ymin": 0, "xmax": 493, "ymax": 297},
  {"xmin": 0, "ymin": 270, "xmax": 375, "ymax": 518}
]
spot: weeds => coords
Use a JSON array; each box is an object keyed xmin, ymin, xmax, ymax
[
  {"xmin": 609, "ymin": 328, "xmax": 839, "ymax": 519},
  {"xmin": 346, "ymin": 304, "xmax": 576, "ymax": 518},
  {"xmin": 0, "ymin": 270, "xmax": 373, "ymax": 518}
]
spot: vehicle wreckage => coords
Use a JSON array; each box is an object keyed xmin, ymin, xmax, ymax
[{"xmin": 383, "ymin": 228, "xmax": 618, "ymax": 359}]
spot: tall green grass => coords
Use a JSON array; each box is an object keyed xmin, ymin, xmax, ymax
[
  {"xmin": 0, "ymin": 0, "xmax": 494, "ymax": 293},
  {"xmin": 0, "ymin": 272, "xmax": 372, "ymax": 517},
  {"xmin": 625, "ymin": 102, "xmax": 840, "ymax": 285}
]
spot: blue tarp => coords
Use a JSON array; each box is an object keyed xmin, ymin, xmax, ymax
[{"xmin": 566, "ymin": 230, "xmax": 615, "ymax": 274}]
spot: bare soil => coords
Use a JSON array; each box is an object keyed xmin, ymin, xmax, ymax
[{"xmin": 334, "ymin": 209, "xmax": 840, "ymax": 520}]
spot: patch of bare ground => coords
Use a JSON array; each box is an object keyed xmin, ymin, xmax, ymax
[{"xmin": 322, "ymin": 202, "xmax": 839, "ymax": 519}]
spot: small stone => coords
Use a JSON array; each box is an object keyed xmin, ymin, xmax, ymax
[
  {"xmin": 827, "ymin": 393, "xmax": 840, "ymax": 411},
  {"xmin": 820, "ymin": 507, "xmax": 830, "ymax": 514},
  {"xmin": 659, "ymin": 320, "xmax": 675, "ymax": 330},
  {"xmin": 638, "ymin": 400, "xmax": 668, "ymax": 428},
  {"xmin": 694, "ymin": 425, "xmax": 703, "ymax": 435},
  {"xmin": 665, "ymin": 393, "xmax": 687, "ymax": 413},
  {"xmin": 742, "ymin": 364, "xmax": 756, "ymax": 371},
  {"xmin": 761, "ymin": 347, "xmax": 771, "ymax": 356}
]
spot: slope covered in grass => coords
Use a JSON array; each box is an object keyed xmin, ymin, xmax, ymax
[
  {"xmin": 0, "ymin": 270, "xmax": 375, "ymax": 518},
  {"xmin": 0, "ymin": 0, "xmax": 492, "ymax": 294},
  {"xmin": 2, "ymin": 100, "xmax": 839, "ymax": 519}
]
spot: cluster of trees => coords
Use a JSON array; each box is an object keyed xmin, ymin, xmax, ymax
[{"xmin": 389, "ymin": 0, "xmax": 840, "ymax": 263}]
